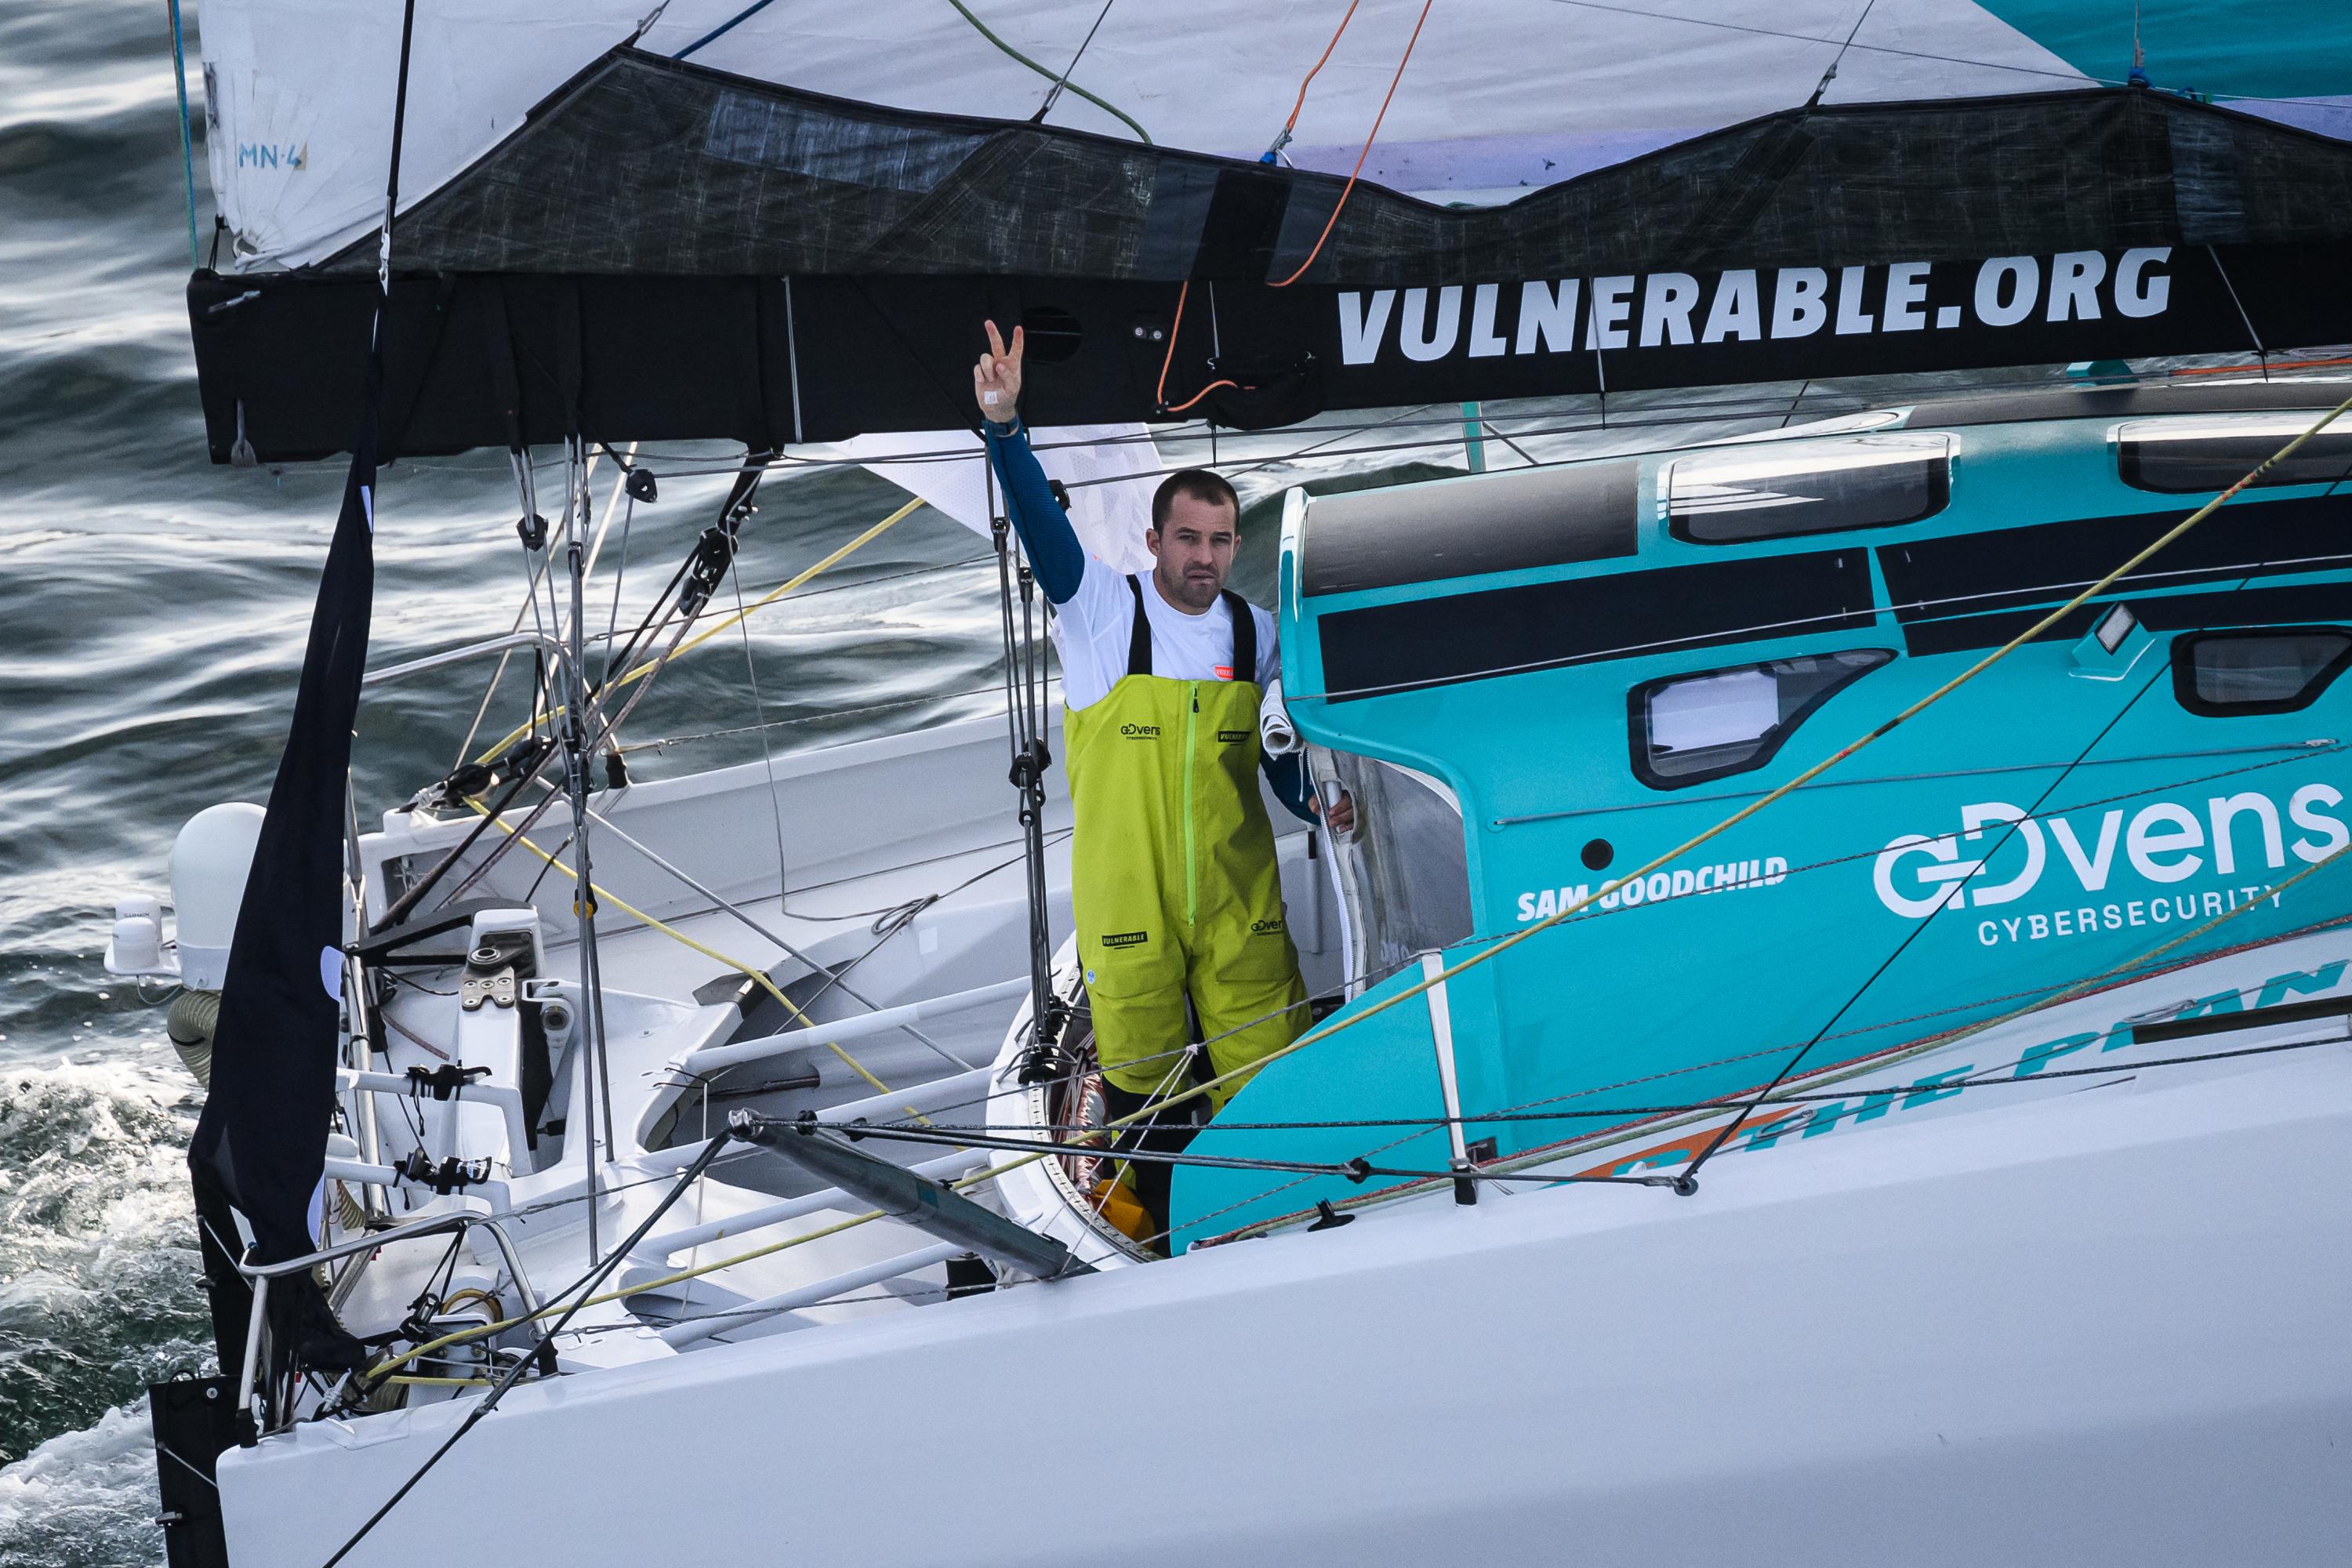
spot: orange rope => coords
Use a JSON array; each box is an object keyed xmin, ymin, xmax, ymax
[
  {"xmin": 1269, "ymin": 0, "xmax": 1435, "ymax": 289},
  {"xmin": 1154, "ymin": 280, "xmax": 1237, "ymax": 415},
  {"xmin": 1276, "ymin": 0, "xmax": 1362, "ymax": 144}
]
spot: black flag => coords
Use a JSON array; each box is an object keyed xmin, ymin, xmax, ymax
[
  {"xmin": 186, "ymin": 0, "xmax": 418, "ymax": 1391},
  {"xmin": 186, "ymin": 305, "xmax": 383, "ymax": 1381}
]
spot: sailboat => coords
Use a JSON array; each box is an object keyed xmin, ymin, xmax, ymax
[{"xmin": 114, "ymin": 2, "xmax": 2352, "ymax": 1563}]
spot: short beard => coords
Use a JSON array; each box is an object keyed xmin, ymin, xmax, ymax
[{"xmin": 1157, "ymin": 564, "xmax": 1221, "ymax": 612}]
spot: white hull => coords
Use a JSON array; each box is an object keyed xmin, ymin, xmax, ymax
[{"xmin": 221, "ymin": 1018, "xmax": 2352, "ymax": 1565}]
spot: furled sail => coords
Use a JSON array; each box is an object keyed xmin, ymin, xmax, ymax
[
  {"xmin": 196, "ymin": 0, "xmax": 2350, "ymax": 271},
  {"xmin": 183, "ymin": 2, "xmax": 2352, "ymax": 459}
]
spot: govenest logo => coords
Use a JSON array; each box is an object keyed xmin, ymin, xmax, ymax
[{"xmin": 1873, "ymin": 786, "xmax": 2349, "ymax": 938}]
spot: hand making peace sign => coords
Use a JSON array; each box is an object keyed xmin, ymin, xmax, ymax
[{"xmin": 974, "ymin": 318, "xmax": 1024, "ymax": 425}]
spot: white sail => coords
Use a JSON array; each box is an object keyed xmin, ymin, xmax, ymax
[
  {"xmin": 195, "ymin": 0, "xmax": 2100, "ymax": 270},
  {"xmin": 824, "ymin": 423, "xmax": 1163, "ymax": 575}
]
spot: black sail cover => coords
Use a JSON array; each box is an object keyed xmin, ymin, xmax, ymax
[
  {"xmin": 186, "ymin": 308, "xmax": 380, "ymax": 1379},
  {"xmin": 189, "ymin": 45, "xmax": 2352, "ymax": 459}
]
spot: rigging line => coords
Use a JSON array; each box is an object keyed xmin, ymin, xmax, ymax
[
  {"xmin": 458, "ymin": 790, "xmax": 913, "ymax": 1105},
  {"xmin": 454, "ymin": 456, "xmax": 603, "ymax": 767},
  {"xmin": 669, "ymin": 0, "xmax": 782, "ymax": 60},
  {"xmin": 470, "ymin": 497, "xmax": 924, "ymax": 768},
  {"xmin": 602, "ymin": 489, "xmax": 637, "ymax": 688},
  {"xmin": 1289, "ymin": 0, "xmax": 1364, "ymax": 152},
  {"xmin": 1154, "ymin": 281, "xmax": 1238, "ymax": 415},
  {"xmin": 386, "ymin": 1013, "xmax": 1441, "ymax": 1380},
  {"xmin": 369, "ymin": 1120, "xmax": 1089, "ymax": 1378},
  {"xmin": 1033, "ymin": 0, "xmax": 1119, "ymax": 125},
  {"xmin": 1802, "ymin": 0, "xmax": 1878, "ymax": 108},
  {"xmin": 2206, "ymin": 245, "xmax": 2268, "ymax": 372},
  {"xmin": 1268, "ymin": 0, "xmax": 1435, "ymax": 289},
  {"xmin": 1171, "ymin": 902, "xmax": 2352, "ymax": 1247},
  {"xmin": 166, "ymin": 0, "xmax": 199, "ymax": 267},
  {"xmin": 369, "ymin": 1203, "xmax": 894, "ymax": 1380},
  {"xmin": 1902, "ymin": 803, "xmax": 2352, "ymax": 1076},
  {"xmin": 1685, "ymin": 513, "xmax": 2350, "ymax": 1181},
  {"xmin": 580, "ymin": 441, "xmax": 637, "ymax": 583},
  {"xmin": 322, "ymin": 1134, "xmax": 738, "ymax": 1568},
  {"xmin": 579, "ymin": 803, "xmax": 976, "ymax": 1072},
  {"xmin": 1095, "ymin": 393, "xmax": 2352, "ymax": 1134},
  {"xmin": 619, "ymin": 681, "xmax": 1010, "ymax": 754},
  {"xmin": 1484, "ymin": 899, "xmax": 2352, "ymax": 1171},
  {"xmin": 893, "ymin": 1026, "xmax": 2352, "ymax": 1139},
  {"xmin": 945, "ymin": 0, "xmax": 1152, "ymax": 143},
  {"xmin": 373, "ymin": 0, "xmax": 419, "ymax": 295},
  {"xmin": 1533, "ymin": 0, "xmax": 2111, "ymax": 89},
  {"xmin": 742, "ymin": 1114, "xmax": 1672, "ymax": 1185},
  {"xmin": 724, "ymin": 549, "xmax": 796, "ymax": 921},
  {"xmin": 1210, "ymin": 1037, "xmax": 2352, "ymax": 1243},
  {"xmin": 437, "ymin": 592, "xmax": 724, "ymax": 908}
]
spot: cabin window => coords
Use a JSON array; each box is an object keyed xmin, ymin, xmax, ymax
[
  {"xmin": 1631, "ymin": 649, "xmax": 1893, "ymax": 788},
  {"xmin": 1306, "ymin": 746, "xmax": 1474, "ymax": 984},
  {"xmin": 1664, "ymin": 435, "xmax": 1952, "ymax": 545},
  {"xmin": 2172, "ymin": 628, "xmax": 2352, "ymax": 717},
  {"xmin": 2118, "ymin": 416, "xmax": 2352, "ymax": 495}
]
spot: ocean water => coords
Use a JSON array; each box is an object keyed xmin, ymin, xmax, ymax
[
  {"xmin": 0, "ymin": 4, "xmax": 1349, "ymax": 1552},
  {"xmin": 0, "ymin": 2, "xmax": 1023, "ymax": 1557}
]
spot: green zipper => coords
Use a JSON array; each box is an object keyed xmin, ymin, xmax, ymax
[{"xmin": 1182, "ymin": 684, "xmax": 1199, "ymax": 927}]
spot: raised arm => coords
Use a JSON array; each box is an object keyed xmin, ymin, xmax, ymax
[{"xmin": 975, "ymin": 320, "xmax": 1085, "ymax": 604}]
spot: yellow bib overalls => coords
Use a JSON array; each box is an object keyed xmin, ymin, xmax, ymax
[{"xmin": 1063, "ymin": 578, "xmax": 1308, "ymax": 1105}]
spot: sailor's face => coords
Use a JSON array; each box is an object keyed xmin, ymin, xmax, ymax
[{"xmin": 1149, "ymin": 493, "xmax": 1239, "ymax": 612}]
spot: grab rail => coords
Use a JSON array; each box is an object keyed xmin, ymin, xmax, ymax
[
  {"xmin": 233, "ymin": 1210, "xmax": 539, "ymax": 1428},
  {"xmin": 678, "ymin": 978, "xmax": 1029, "ymax": 1076},
  {"xmin": 339, "ymin": 1068, "xmax": 535, "ymax": 1174},
  {"xmin": 659, "ymin": 1240, "xmax": 964, "ymax": 1348},
  {"xmin": 637, "ymin": 1148, "xmax": 986, "ymax": 1259},
  {"xmin": 365, "ymin": 631, "xmax": 578, "ymax": 689}
]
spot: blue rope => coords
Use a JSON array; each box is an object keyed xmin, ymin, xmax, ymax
[
  {"xmin": 671, "ymin": 0, "xmax": 783, "ymax": 60},
  {"xmin": 167, "ymin": 0, "xmax": 199, "ymax": 267}
]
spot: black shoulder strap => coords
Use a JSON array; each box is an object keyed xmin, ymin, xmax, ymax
[
  {"xmin": 1222, "ymin": 590, "xmax": 1257, "ymax": 685},
  {"xmin": 1123, "ymin": 575, "xmax": 1152, "ymax": 677}
]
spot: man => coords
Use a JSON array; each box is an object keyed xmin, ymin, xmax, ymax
[{"xmin": 975, "ymin": 320, "xmax": 1346, "ymax": 1235}]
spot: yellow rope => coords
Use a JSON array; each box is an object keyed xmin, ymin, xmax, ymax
[
  {"xmin": 363, "ymin": 400, "xmax": 2352, "ymax": 1374},
  {"xmin": 1091, "ymin": 392, "xmax": 2352, "ymax": 1127},
  {"xmin": 474, "ymin": 497, "xmax": 925, "ymax": 766},
  {"xmin": 1224, "ymin": 833, "xmax": 2352, "ymax": 1242},
  {"xmin": 461, "ymin": 795, "xmax": 927, "ymax": 1105},
  {"xmin": 367, "ymin": 1201, "xmax": 907, "ymax": 1380}
]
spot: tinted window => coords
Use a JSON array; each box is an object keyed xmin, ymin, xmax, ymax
[
  {"xmin": 2118, "ymin": 417, "xmax": 2352, "ymax": 494},
  {"xmin": 1307, "ymin": 747, "xmax": 1474, "ymax": 979},
  {"xmin": 1319, "ymin": 548, "xmax": 1876, "ymax": 701},
  {"xmin": 1300, "ymin": 461, "xmax": 1637, "ymax": 597},
  {"xmin": 1632, "ymin": 650, "xmax": 1892, "ymax": 788},
  {"xmin": 2173, "ymin": 628, "xmax": 2352, "ymax": 717},
  {"xmin": 1666, "ymin": 435, "xmax": 1952, "ymax": 544}
]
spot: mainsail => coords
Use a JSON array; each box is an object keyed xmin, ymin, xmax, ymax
[{"xmin": 185, "ymin": 0, "xmax": 2352, "ymax": 463}]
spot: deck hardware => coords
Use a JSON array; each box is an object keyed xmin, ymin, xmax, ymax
[
  {"xmin": 731, "ymin": 1109, "xmax": 1094, "ymax": 1280},
  {"xmin": 1307, "ymin": 1200, "xmax": 1354, "ymax": 1230},
  {"xmin": 460, "ymin": 967, "xmax": 517, "ymax": 1010},
  {"xmin": 404, "ymin": 1062, "xmax": 492, "ymax": 1099},
  {"xmin": 394, "ymin": 1151, "xmax": 493, "ymax": 1194}
]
